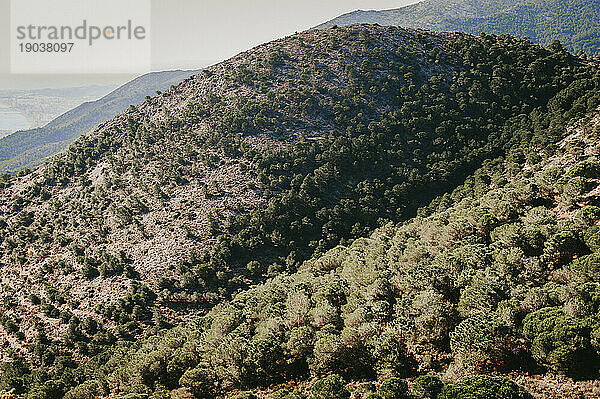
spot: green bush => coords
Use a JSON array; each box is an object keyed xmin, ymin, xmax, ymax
[
  {"xmin": 272, "ymin": 388, "xmax": 306, "ymax": 399},
  {"xmin": 575, "ymin": 206, "xmax": 600, "ymax": 227},
  {"xmin": 570, "ymin": 252, "xmax": 600, "ymax": 282},
  {"xmin": 438, "ymin": 376, "xmax": 533, "ymax": 399},
  {"xmin": 522, "ymin": 307, "xmax": 598, "ymax": 377},
  {"xmin": 449, "ymin": 314, "xmax": 513, "ymax": 372},
  {"xmin": 377, "ymin": 377, "xmax": 409, "ymax": 399},
  {"xmin": 457, "ymin": 270, "xmax": 507, "ymax": 318},
  {"xmin": 412, "ymin": 375, "xmax": 444, "ymax": 399},
  {"xmin": 310, "ymin": 374, "xmax": 350, "ymax": 399},
  {"xmin": 80, "ymin": 263, "xmax": 99, "ymax": 280},
  {"xmin": 26, "ymin": 380, "xmax": 65, "ymax": 399},
  {"xmin": 568, "ymin": 159, "xmax": 600, "ymax": 179},
  {"xmin": 309, "ymin": 326, "xmax": 346, "ymax": 375},
  {"xmin": 370, "ymin": 327, "xmax": 415, "ymax": 378},
  {"xmin": 352, "ymin": 382, "xmax": 377, "ymax": 399},
  {"xmin": 543, "ymin": 230, "xmax": 589, "ymax": 267},
  {"xmin": 64, "ymin": 379, "xmax": 108, "ymax": 399},
  {"xmin": 178, "ymin": 367, "xmax": 215, "ymax": 398},
  {"xmin": 99, "ymin": 259, "xmax": 124, "ymax": 277},
  {"xmin": 114, "ymin": 394, "xmax": 149, "ymax": 399},
  {"xmin": 584, "ymin": 226, "xmax": 600, "ymax": 252}
]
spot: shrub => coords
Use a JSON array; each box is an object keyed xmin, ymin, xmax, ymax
[
  {"xmin": 570, "ymin": 252, "xmax": 600, "ymax": 282},
  {"xmin": 568, "ymin": 159, "xmax": 600, "ymax": 179},
  {"xmin": 99, "ymin": 259, "xmax": 124, "ymax": 277},
  {"xmin": 412, "ymin": 375, "xmax": 444, "ymax": 399},
  {"xmin": 80, "ymin": 263, "xmax": 99, "ymax": 280},
  {"xmin": 242, "ymin": 334, "xmax": 286, "ymax": 385},
  {"xmin": 64, "ymin": 379, "xmax": 108, "ymax": 399},
  {"xmin": 457, "ymin": 270, "xmax": 507, "ymax": 318},
  {"xmin": 575, "ymin": 206, "xmax": 600, "ymax": 227},
  {"xmin": 178, "ymin": 367, "xmax": 215, "ymax": 398},
  {"xmin": 523, "ymin": 307, "xmax": 598, "ymax": 378},
  {"xmin": 30, "ymin": 293, "xmax": 41, "ymax": 305},
  {"xmin": 115, "ymin": 394, "xmax": 149, "ymax": 399},
  {"xmin": 309, "ymin": 326, "xmax": 346, "ymax": 375},
  {"xmin": 27, "ymin": 380, "xmax": 65, "ymax": 399},
  {"xmin": 377, "ymin": 377, "xmax": 409, "ymax": 399},
  {"xmin": 310, "ymin": 374, "xmax": 350, "ymax": 399},
  {"xmin": 584, "ymin": 226, "xmax": 600, "ymax": 252},
  {"xmin": 0, "ymin": 357, "xmax": 29, "ymax": 394},
  {"xmin": 272, "ymin": 388, "xmax": 305, "ymax": 399},
  {"xmin": 543, "ymin": 230, "xmax": 588, "ymax": 267},
  {"xmin": 370, "ymin": 327, "xmax": 415, "ymax": 378},
  {"xmin": 449, "ymin": 314, "xmax": 514, "ymax": 372},
  {"xmin": 477, "ymin": 214, "xmax": 498, "ymax": 237},
  {"xmin": 438, "ymin": 375, "xmax": 533, "ymax": 399},
  {"xmin": 113, "ymin": 383, "xmax": 151, "ymax": 399},
  {"xmin": 352, "ymin": 382, "xmax": 377, "ymax": 399}
]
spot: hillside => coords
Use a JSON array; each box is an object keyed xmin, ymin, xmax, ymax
[
  {"xmin": 91, "ymin": 107, "xmax": 600, "ymax": 399},
  {"xmin": 0, "ymin": 70, "xmax": 199, "ymax": 174},
  {"xmin": 0, "ymin": 24, "xmax": 599, "ymax": 398},
  {"xmin": 315, "ymin": 0, "xmax": 600, "ymax": 56}
]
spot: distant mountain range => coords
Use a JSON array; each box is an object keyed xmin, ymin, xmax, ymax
[
  {"xmin": 315, "ymin": 0, "xmax": 600, "ymax": 56},
  {"xmin": 0, "ymin": 85, "xmax": 117, "ymax": 135},
  {"xmin": 0, "ymin": 69, "xmax": 199, "ymax": 174},
  {"xmin": 0, "ymin": 85, "xmax": 118, "ymax": 100}
]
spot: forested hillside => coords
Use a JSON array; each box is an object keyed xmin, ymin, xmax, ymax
[
  {"xmin": 0, "ymin": 24, "xmax": 599, "ymax": 398},
  {"xmin": 83, "ymin": 107, "xmax": 600, "ymax": 398},
  {"xmin": 316, "ymin": 0, "xmax": 600, "ymax": 56},
  {"xmin": 91, "ymin": 103, "xmax": 600, "ymax": 399}
]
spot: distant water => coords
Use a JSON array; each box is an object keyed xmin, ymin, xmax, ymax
[{"xmin": 0, "ymin": 103, "xmax": 30, "ymax": 137}]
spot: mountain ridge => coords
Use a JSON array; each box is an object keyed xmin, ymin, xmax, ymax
[{"xmin": 314, "ymin": 0, "xmax": 600, "ymax": 56}]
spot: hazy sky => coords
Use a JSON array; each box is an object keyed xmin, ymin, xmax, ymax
[{"xmin": 0, "ymin": 0, "xmax": 416, "ymax": 89}]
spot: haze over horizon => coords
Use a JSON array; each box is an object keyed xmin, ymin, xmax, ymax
[{"xmin": 0, "ymin": 0, "xmax": 416, "ymax": 90}]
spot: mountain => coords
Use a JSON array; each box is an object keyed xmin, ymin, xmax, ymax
[
  {"xmin": 0, "ymin": 24, "xmax": 599, "ymax": 398},
  {"xmin": 315, "ymin": 0, "xmax": 600, "ymax": 56},
  {"xmin": 0, "ymin": 70, "xmax": 199, "ymax": 174}
]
